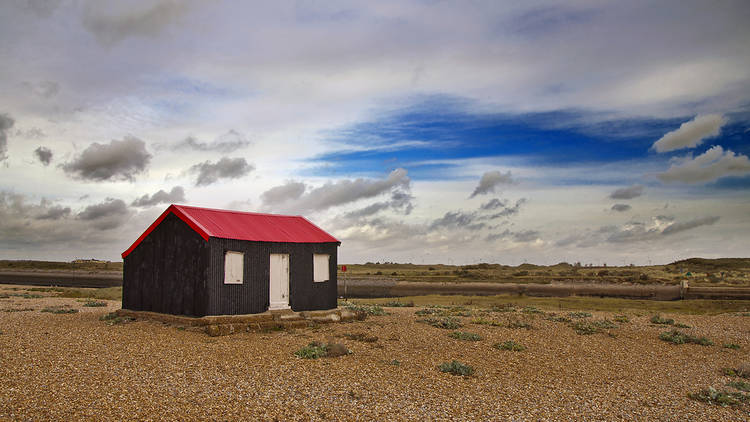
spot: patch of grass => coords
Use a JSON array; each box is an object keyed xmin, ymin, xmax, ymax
[
  {"xmin": 343, "ymin": 333, "xmax": 378, "ymax": 343},
  {"xmin": 417, "ymin": 317, "xmax": 462, "ymax": 330},
  {"xmin": 438, "ymin": 360, "xmax": 474, "ymax": 376},
  {"xmin": 521, "ymin": 306, "xmax": 543, "ymax": 314},
  {"xmin": 493, "ymin": 340, "xmax": 526, "ymax": 351},
  {"xmin": 99, "ymin": 312, "xmax": 134, "ymax": 325},
  {"xmin": 82, "ymin": 300, "xmax": 108, "ymax": 307},
  {"xmin": 728, "ymin": 380, "xmax": 750, "ymax": 392},
  {"xmin": 489, "ymin": 304, "xmax": 516, "ymax": 313},
  {"xmin": 506, "ymin": 320, "xmax": 533, "ymax": 330},
  {"xmin": 723, "ymin": 343, "xmax": 741, "ymax": 350},
  {"xmin": 348, "ymin": 294, "xmax": 750, "ymax": 315},
  {"xmin": 650, "ymin": 314, "xmax": 675, "ymax": 325},
  {"xmin": 40, "ymin": 307, "xmax": 78, "ymax": 314},
  {"xmin": 294, "ymin": 341, "xmax": 351, "ymax": 359},
  {"xmin": 448, "ymin": 331, "xmax": 482, "ymax": 341},
  {"xmin": 592, "ymin": 319, "xmax": 617, "ymax": 329},
  {"xmin": 572, "ymin": 321, "xmax": 599, "ymax": 335},
  {"xmin": 569, "ymin": 311, "xmax": 592, "ymax": 319},
  {"xmin": 343, "ymin": 303, "xmax": 386, "ymax": 316},
  {"xmin": 546, "ymin": 314, "xmax": 572, "ymax": 323},
  {"xmin": 388, "ymin": 359, "xmax": 401, "ymax": 366},
  {"xmin": 471, "ymin": 317, "xmax": 503, "ymax": 326},
  {"xmin": 674, "ymin": 322, "xmax": 691, "ymax": 328},
  {"xmin": 2, "ymin": 308, "xmax": 34, "ymax": 312},
  {"xmin": 688, "ymin": 387, "xmax": 749, "ymax": 407},
  {"xmin": 56, "ymin": 287, "xmax": 122, "ymax": 301},
  {"xmin": 613, "ymin": 314, "xmax": 630, "ymax": 323},
  {"xmin": 659, "ymin": 330, "xmax": 713, "ymax": 346},
  {"xmin": 382, "ymin": 301, "xmax": 414, "ymax": 307}
]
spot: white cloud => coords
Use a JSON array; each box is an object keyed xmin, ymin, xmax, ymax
[
  {"xmin": 657, "ymin": 146, "xmax": 750, "ymax": 183},
  {"xmin": 651, "ymin": 114, "xmax": 727, "ymax": 153}
]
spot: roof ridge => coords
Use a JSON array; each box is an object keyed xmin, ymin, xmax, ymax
[{"xmin": 174, "ymin": 204, "xmax": 302, "ymax": 218}]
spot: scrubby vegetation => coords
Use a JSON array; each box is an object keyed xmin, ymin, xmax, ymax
[
  {"xmin": 438, "ymin": 360, "xmax": 474, "ymax": 376},
  {"xmin": 448, "ymin": 331, "xmax": 482, "ymax": 341},
  {"xmin": 494, "ymin": 340, "xmax": 526, "ymax": 351},
  {"xmin": 659, "ymin": 330, "xmax": 713, "ymax": 346},
  {"xmin": 295, "ymin": 341, "xmax": 351, "ymax": 359},
  {"xmin": 418, "ymin": 317, "xmax": 462, "ymax": 329}
]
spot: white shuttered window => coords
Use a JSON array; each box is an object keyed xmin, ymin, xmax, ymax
[
  {"xmin": 224, "ymin": 251, "xmax": 244, "ymax": 284},
  {"xmin": 313, "ymin": 254, "xmax": 330, "ymax": 282}
]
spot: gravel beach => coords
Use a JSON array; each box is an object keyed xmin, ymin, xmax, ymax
[{"xmin": 1, "ymin": 287, "xmax": 748, "ymax": 421}]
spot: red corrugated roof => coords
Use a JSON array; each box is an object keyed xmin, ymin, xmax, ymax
[{"xmin": 122, "ymin": 205, "xmax": 339, "ymax": 258}]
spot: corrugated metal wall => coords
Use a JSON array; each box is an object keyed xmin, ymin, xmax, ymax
[
  {"xmin": 206, "ymin": 238, "xmax": 338, "ymax": 315},
  {"xmin": 122, "ymin": 213, "xmax": 209, "ymax": 316}
]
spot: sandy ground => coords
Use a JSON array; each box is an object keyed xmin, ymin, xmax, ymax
[{"xmin": 1, "ymin": 288, "xmax": 748, "ymax": 421}]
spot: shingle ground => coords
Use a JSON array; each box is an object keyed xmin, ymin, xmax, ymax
[{"xmin": 1, "ymin": 288, "xmax": 748, "ymax": 421}]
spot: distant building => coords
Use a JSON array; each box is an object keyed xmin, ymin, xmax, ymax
[{"xmin": 121, "ymin": 205, "xmax": 340, "ymax": 317}]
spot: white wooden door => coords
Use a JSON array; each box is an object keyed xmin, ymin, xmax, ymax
[{"xmin": 269, "ymin": 254, "xmax": 290, "ymax": 310}]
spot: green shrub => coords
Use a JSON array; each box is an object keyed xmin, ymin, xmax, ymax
[
  {"xmin": 723, "ymin": 343, "xmax": 741, "ymax": 350},
  {"xmin": 344, "ymin": 303, "xmax": 386, "ymax": 316},
  {"xmin": 489, "ymin": 304, "xmax": 516, "ymax": 313},
  {"xmin": 418, "ymin": 317, "xmax": 462, "ymax": 329},
  {"xmin": 688, "ymin": 387, "xmax": 748, "ymax": 407},
  {"xmin": 546, "ymin": 314, "xmax": 571, "ymax": 323},
  {"xmin": 382, "ymin": 301, "xmax": 414, "ymax": 307},
  {"xmin": 471, "ymin": 317, "xmax": 502, "ymax": 326},
  {"xmin": 40, "ymin": 307, "xmax": 78, "ymax": 314},
  {"xmin": 569, "ymin": 312, "xmax": 592, "ymax": 319},
  {"xmin": 521, "ymin": 306, "xmax": 543, "ymax": 314},
  {"xmin": 388, "ymin": 359, "xmax": 401, "ymax": 366},
  {"xmin": 82, "ymin": 300, "xmax": 108, "ymax": 307},
  {"xmin": 592, "ymin": 319, "xmax": 617, "ymax": 329},
  {"xmin": 727, "ymin": 380, "xmax": 750, "ymax": 392},
  {"xmin": 507, "ymin": 320, "xmax": 533, "ymax": 330},
  {"xmin": 674, "ymin": 322, "xmax": 691, "ymax": 328},
  {"xmin": 494, "ymin": 340, "xmax": 526, "ymax": 351},
  {"xmin": 613, "ymin": 315, "xmax": 629, "ymax": 323},
  {"xmin": 99, "ymin": 312, "xmax": 134, "ymax": 325},
  {"xmin": 438, "ymin": 360, "xmax": 474, "ymax": 376},
  {"xmin": 295, "ymin": 342, "xmax": 328, "ymax": 359},
  {"xmin": 572, "ymin": 321, "xmax": 599, "ymax": 335},
  {"xmin": 659, "ymin": 330, "xmax": 713, "ymax": 346},
  {"xmin": 448, "ymin": 331, "xmax": 482, "ymax": 341},
  {"xmin": 650, "ymin": 314, "xmax": 674, "ymax": 325}
]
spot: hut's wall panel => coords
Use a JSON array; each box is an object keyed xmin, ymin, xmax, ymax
[
  {"xmin": 122, "ymin": 213, "xmax": 208, "ymax": 316},
  {"xmin": 206, "ymin": 239, "xmax": 338, "ymax": 315}
]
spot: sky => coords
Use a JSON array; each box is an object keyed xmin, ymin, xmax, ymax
[{"xmin": 1, "ymin": 0, "xmax": 749, "ymax": 265}]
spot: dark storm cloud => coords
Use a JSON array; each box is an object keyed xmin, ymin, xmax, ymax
[
  {"xmin": 131, "ymin": 186, "xmax": 185, "ymax": 207},
  {"xmin": 77, "ymin": 198, "xmax": 131, "ymax": 230},
  {"xmin": 609, "ymin": 185, "xmax": 644, "ymax": 200},
  {"xmin": 189, "ymin": 157, "xmax": 254, "ymax": 186},
  {"xmin": 611, "ymin": 203, "xmax": 631, "ymax": 212},
  {"xmin": 35, "ymin": 204, "xmax": 70, "ymax": 220},
  {"xmin": 469, "ymin": 170, "xmax": 514, "ymax": 198},
  {"xmin": 33, "ymin": 146, "xmax": 53, "ymax": 165},
  {"xmin": 260, "ymin": 181, "xmax": 306, "ymax": 205},
  {"xmin": 0, "ymin": 113, "xmax": 15, "ymax": 161},
  {"xmin": 62, "ymin": 136, "xmax": 151, "ymax": 182}
]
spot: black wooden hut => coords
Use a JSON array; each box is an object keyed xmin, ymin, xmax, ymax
[{"xmin": 121, "ymin": 205, "xmax": 340, "ymax": 317}]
